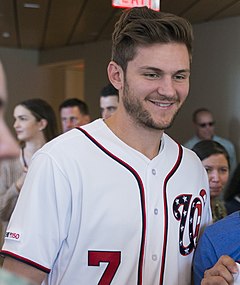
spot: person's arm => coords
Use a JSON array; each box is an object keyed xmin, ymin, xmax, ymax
[
  {"xmin": 201, "ymin": 255, "xmax": 238, "ymax": 285},
  {"xmin": 3, "ymin": 256, "xmax": 47, "ymax": 285},
  {"xmin": 0, "ymin": 159, "xmax": 25, "ymax": 221}
]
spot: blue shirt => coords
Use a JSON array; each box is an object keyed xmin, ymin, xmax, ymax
[{"xmin": 193, "ymin": 211, "xmax": 240, "ymax": 285}]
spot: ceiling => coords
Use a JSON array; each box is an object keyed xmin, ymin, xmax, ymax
[{"xmin": 1, "ymin": 0, "xmax": 240, "ymax": 51}]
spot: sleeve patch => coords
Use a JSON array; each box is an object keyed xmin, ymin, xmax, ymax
[{"xmin": 5, "ymin": 232, "xmax": 21, "ymax": 241}]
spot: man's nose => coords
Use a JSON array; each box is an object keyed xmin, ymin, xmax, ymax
[{"xmin": 157, "ymin": 77, "xmax": 176, "ymax": 97}]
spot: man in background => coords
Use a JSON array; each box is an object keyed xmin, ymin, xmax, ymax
[
  {"xmin": 59, "ymin": 98, "xmax": 91, "ymax": 132},
  {"xmin": 184, "ymin": 107, "xmax": 237, "ymax": 172},
  {"xmin": 100, "ymin": 83, "xmax": 119, "ymax": 119}
]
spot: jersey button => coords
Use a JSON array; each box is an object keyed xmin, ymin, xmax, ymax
[
  {"xmin": 152, "ymin": 169, "xmax": 156, "ymax": 175},
  {"xmin": 154, "ymin": 208, "xmax": 158, "ymax": 215},
  {"xmin": 152, "ymin": 254, "xmax": 157, "ymax": 261}
]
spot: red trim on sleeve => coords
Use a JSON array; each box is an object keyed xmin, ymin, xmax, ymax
[{"xmin": 1, "ymin": 250, "xmax": 51, "ymax": 273}]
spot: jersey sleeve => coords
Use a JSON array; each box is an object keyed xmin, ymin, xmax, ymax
[
  {"xmin": 193, "ymin": 229, "xmax": 218, "ymax": 285},
  {"xmin": 1, "ymin": 151, "xmax": 72, "ymax": 272}
]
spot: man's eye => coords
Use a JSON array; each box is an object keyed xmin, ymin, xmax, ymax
[
  {"xmin": 174, "ymin": 74, "xmax": 185, "ymax": 80},
  {"xmin": 145, "ymin": 73, "xmax": 159, "ymax": 79},
  {"xmin": 174, "ymin": 73, "xmax": 189, "ymax": 81}
]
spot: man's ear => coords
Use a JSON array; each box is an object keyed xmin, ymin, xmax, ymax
[{"xmin": 107, "ymin": 61, "xmax": 124, "ymax": 91}]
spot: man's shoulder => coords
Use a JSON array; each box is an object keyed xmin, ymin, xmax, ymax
[
  {"xmin": 164, "ymin": 134, "xmax": 204, "ymax": 167},
  {"xmin": 204, "ymin": 211, "xmax": 240, "ymax": 238},
  {"xmin": 213, "ymin": 135, "xmax": 234, "ymax": 147},
  {"xmin": 39, "ymin": 119, "xmax": 105, "ymax": 155},
  {"xmin": 183, "ymin": 136, "xmax": 199, "ymax": 149}
]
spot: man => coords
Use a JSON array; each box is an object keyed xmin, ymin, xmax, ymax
[
  {"xmin": 59, "ymin": 98, "xmax": 91, "ymax": 132},
  {"xmin": 1, "ymin": 7, "xmax": 211, "ymax": 285},
  {"xmin": 100, "ymin": 83, "xmax": 119, "ymax": 119},
  {"xmin": 184, "ymin": 108, "xmax": 237, "ymax": 172}
]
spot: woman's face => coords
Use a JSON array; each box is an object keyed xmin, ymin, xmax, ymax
[
  {"xmin": 202, "ymin": 153, "xmax": 229, "ymax": 199},
  {"xmin": 13, "ymin": 105, "xmax": 41, "ymax": 142}
]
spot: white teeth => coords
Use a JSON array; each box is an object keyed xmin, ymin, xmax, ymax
[
  {"xmin": 154, "ymin": 102, "xmax": 171, "ymax": 107},
  {"xmin": 160, "ymin": 103, "xmax": 171, "ymax": 107}
]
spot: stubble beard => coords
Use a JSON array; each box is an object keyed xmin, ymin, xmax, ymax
[{"xmin": 122, "ymin": 80, "xmax": 182, "ymax": 131}]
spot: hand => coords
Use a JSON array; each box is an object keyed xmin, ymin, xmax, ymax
[{"xmin": 201, "ymin": 255, "xmax": 238, "ymax": 285}]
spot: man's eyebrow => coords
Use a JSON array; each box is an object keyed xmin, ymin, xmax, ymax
[{"xmin": 140, "ymin": 66, "xmax": 190, "ymax": 73}]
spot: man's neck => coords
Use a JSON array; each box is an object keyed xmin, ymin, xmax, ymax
[{"xmin": 105, "ymin": 113, "xmax": 163, "ymax": 160}]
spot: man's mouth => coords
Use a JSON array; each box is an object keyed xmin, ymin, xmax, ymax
[{"xmin": 149, "ymin": 100, "xmax": 174, "ymax": 107}]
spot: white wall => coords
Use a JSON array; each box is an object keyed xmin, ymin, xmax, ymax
[{"xmin": 0, "ymin": 47, "xmax": 66, "ymax": 131}]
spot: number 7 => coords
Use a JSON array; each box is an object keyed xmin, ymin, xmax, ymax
[{"xmin": 88, "ymin": 251, "xmax": 121, "ymax": 285}]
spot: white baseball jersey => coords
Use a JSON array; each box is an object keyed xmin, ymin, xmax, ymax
[{"xmin": 1, "ymin": 119, "xmax": 211, "ymax": 285}]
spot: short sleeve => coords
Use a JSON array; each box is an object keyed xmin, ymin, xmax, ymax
[{"xmin": 1, "ymin": 152, "xmax": 72, "ymax": 271}]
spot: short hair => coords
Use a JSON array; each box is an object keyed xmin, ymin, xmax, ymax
[
  {"xmin": 112, "ymin": 6, "xmax": 193, "ymax": 72},
  {"xmin": 192, "ymin": 140, "xmax": 230, "ymax": 168},
  {"xmin": 100, "ymin": 83, "xmax": 119, "ymax": 99},
  {"xmin": 192, "ymin": 108, "xmax": 212, "ymax": 123},
  {"xmin": 59, "ymin": 98, "xmax": 89, "ymax": 115},
  {"xmin": 19, "ymin": 98, "xmax": 58, "ymax": 142}
]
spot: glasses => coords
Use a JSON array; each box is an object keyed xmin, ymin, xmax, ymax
[{"xmin": 198, "ymin": 122, "xmax": 215, "ymax": 128}]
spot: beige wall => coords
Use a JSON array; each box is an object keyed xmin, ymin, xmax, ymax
[
  {"xmin": 1, "ymin": 16, "xmax": 240, "ymax": 162},
  {"xmin": 0, "ymin": 47, "xmax": 66, "ymax": 131},
  {"xmin": 167, "ymin": 16, "xmax": 240, "ymax": 162}
]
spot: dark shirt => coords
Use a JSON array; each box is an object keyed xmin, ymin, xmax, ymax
[{"xmin": 225, "ymin": 197, "xmax": 240, "ymax": 215}]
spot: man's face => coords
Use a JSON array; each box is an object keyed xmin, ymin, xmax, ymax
[
  {"xmin": 60, "ymin": 106, "xmax": 89, "ymax": 133},
  {"xmin": 119, "ymin": 43, "xmax": 190, "ymax": 130},
  {"xmin": 100, "ymin": 95, "xmax": 119, "ymax": 119},
  {"xmin": 195, "ymin": 112, "xmax": 215, "ymax": 140}
]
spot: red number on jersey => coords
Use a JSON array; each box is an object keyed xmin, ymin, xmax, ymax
[{"xmin": 88, "ymin": 251, "xmax": 121, "ymax": 284}]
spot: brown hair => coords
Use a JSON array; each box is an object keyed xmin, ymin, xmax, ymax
[
  {"xmin": 112, "ymin": 6, "xmax": 193, "ymax": 72},
  {"xmin": 19, "ymin": 98, "xmax": 58, "ymax": 142}
]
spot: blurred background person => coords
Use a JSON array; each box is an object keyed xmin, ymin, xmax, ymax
[
  {"xmin": 59, "ymin": 98, "xmax": 90, "ymax": 133},
  {"xmin": 0, "ymin": 61, "xmax": 19, "ymax": 159},
  {"xmin": 184, "ymin": 108, "xmax": 237, "ymax": 173},
  {"xmin": 0, "ymin": 98, "xmax": 58, "ymax": 251},
  {"xmin": 224, "ymin": 163, "xmax": 240, "ymax": 215},
  {"xmin": 192, "ymin": 140, "xmax": 230, "ymax": 222},
  {"xmin": 100, "ymin": 83, "xmax": 119, "ymax": 119}
]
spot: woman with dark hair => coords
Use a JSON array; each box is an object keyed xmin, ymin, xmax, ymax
[
  {"xmin": 192, "ymin": 140, "xmax": 230, "ymax": 222},
  {"xmin": 14, "ymin": 98, "xmax": 58, "ymax": 170},
  {"xmin": 224, "ymin": 164, "xmax": 240, "ymax": 214},
  {"xmin": 0, "ymin": 98, "xmax": 58, "ymax": 249}
]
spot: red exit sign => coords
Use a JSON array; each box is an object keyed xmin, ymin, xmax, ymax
[{"xmin": 112, "ymin": 0, "xmax": 160, "ymax": 11}]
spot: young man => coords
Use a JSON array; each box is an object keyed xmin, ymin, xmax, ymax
[
  {"xmin": 184, "ymin": 108, "xmax": 237, "ymax": 172},
  {"xmin": 1, "ymin": 7, "xmax": 211, "ymax": 285},
  {"xmin": 100, "ymin": 83, "xmax": 119, "ymax": 119},
  {"xmin": 59, "ymin": 98, "xmax": 91, "ymax": 132}
]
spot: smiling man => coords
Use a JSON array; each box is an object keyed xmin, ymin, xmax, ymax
[{"xmin": 1, "ymin": 7, "xmax": 211, "ymax": 285}]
